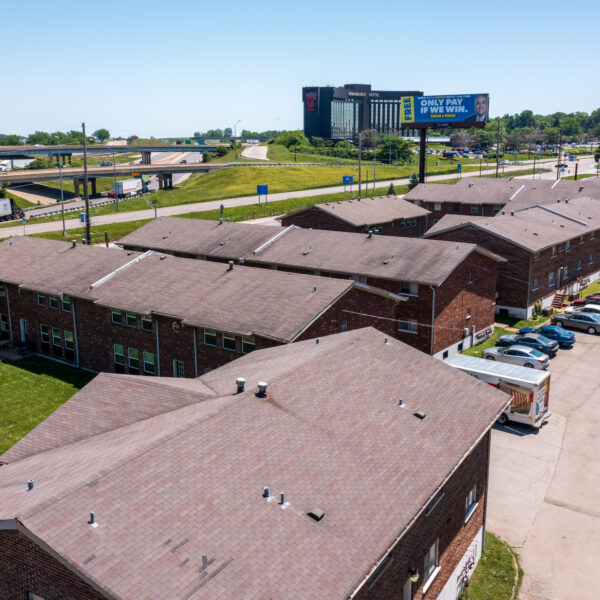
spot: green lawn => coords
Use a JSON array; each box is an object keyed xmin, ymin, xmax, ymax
[
  {"xmin": 494, "ymin": 313, "xmax": 550, "ymax": 330},
  {"xmin": 562, "ymin": 173, "xmax": 598, "ymax": 181},
  {"xmin": 461, "ymin": 533, "xmax": 522, "ymax": 600},
  {"xmin": 0, "ymin": 357, "xmax": 95, "ymax": 455},
  {"xmin": 461, "ymin": 327, "xmax": 505, "ymax": 358}
]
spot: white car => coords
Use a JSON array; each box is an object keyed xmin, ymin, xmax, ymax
[
  {"xmin": 565, "ymin": 303, "xmax": 600, "ymax": 315},
  {"xmin": 482, "ymin": 344, "xmax": 549, "ymax": 369}
]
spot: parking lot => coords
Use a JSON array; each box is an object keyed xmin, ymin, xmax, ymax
[{"xmin": 487, "ymin": 330, "xmax": 600, "ymax": 599}]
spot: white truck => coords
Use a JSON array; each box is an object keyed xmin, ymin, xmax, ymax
[
  {"xmin": 445, "ymin": 354, "xmax": 551, "ymax": 428},
  {"xmin": 112, "ymin": 178, "xmax": 142, "ymax": 198},
  {"xmin": 0, "ymin": 197, "xmax": 24, "ymax": 222}
]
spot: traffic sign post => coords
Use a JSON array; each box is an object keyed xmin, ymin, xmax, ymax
[
  {"xmin": 22, "ymin": 217, "xmax": 26, "ymax": 235},
  {"xmin": 342, "ymin": 175, "xmax": 353, "ymax": 194},
  {"xmin": 257, "ymin": 185, "xmax": 268, "ymax": 205},
  {"xmin": 457, "ymin": 163, "xmax": 462, "ymax": 178}
]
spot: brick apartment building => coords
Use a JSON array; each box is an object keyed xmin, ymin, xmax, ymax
[
  {"xmin": 404, "ymin": 177, "xmax": 600, "ymax": 226},
  {"xmin": 119, "ymin": 217, "xmax": 505, "ymax": 358},
  {"xmin": 0, "ymin": 237, "xmax": 405, "ymax": 377},
  {"xmin": 0, "ymin": 327, "xmax": 510, "ymax": 600},
  {"xmin": 279, "ymin": 195, "xmax": 431, "ymax": 237},
  {"xmin": 425, "ymin": 196, "xmax": 600, "ymax": 318}
]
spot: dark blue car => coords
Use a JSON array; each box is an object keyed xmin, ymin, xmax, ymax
[
  {"xmin": 497, "ymin": 333, "xmax": 559, "ymax": 357},
  {"xmin": 519, "ymin": 325, "xmax": 575, "ymax": 348}
]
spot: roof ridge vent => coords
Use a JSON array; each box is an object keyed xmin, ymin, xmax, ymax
[
  {"xmin": 89, "ymin": 250, "xmax": 156, "ymax": 290},
  {"xmin": 253, "ymin": 225, "xmax": 298, "ymax": 255},
  {"xmin": 307, "ymin": 508, "xmax": 325, "ymax": 522}
]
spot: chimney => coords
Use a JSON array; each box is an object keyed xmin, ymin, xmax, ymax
[
  {"xmin": 227, "ymin": 261, "xmax": 234, "ymax": 271},
  {"xmin": 257, "ymin": 381, "xmax": 268, "ymax": 397},
  {"xmin": 236, "ymin": 377, "xmax": 246, "ymax": 393},
  {"xmin": 27, "ymin": 480, "xmax": 34, "ymax": 491},
  {"xmin": 263, "ymin": 486, "xmax": 271, "ymax": 499}
]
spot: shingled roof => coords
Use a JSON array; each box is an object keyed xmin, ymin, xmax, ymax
[
  {"xmin": 280, "ymin": 195, "xmax": 430, "ymax": 226},
  {"xmin": 0, "ymin": 327, "xmax": 510, "ymax": 600}
]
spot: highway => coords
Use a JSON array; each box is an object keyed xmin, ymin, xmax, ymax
[
  {"xmin": 0, "ymin": 144, "xmax": 216, "ymax": 158},
  {"xmin": 2, "ymin": 160, "xmax": 588, "ymax": 238}
]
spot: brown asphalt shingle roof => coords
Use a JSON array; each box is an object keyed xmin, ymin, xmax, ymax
[
  {"xmin": 283, "ymin": 195, "xmax": 430, "ymax": 226},
  {"xmin": 424, "ymin": 196, "xmax": 600, "ymax": 252},
  {"xmin": 0, "ymin": 327, "xmax": 510, "ymax": 600}
]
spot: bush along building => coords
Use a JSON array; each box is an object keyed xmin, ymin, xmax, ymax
[
  {"xmin": 118, "ymin": 217, "xmax": 505, "ymax": 358},
  {"xmin": 0, "ymin": 327, "xmax": 510, "ymax": 600},
  {"xmin": 425, "ymin": 196, "xmax": 600, "ymax": 318},
  {"xmin": 0, "ymin": 237, "xmax": 404, "ymax": 377},
  {"xmin": 278, "ymin": 195, "xmax": 430, "ymax": 237}
]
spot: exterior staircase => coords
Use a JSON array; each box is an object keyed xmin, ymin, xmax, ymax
[{"xmin": 552, "ymin": 292, "xmax": 567, "ymax": 309}]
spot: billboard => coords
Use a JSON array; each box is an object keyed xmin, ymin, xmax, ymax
[
  {"xmin": 401, "ymin": 94, "xmax": 489, "ymax": 125},
  {"xmin": 304, "ymin": 88, "xmax": 318, "ymax": 113}
]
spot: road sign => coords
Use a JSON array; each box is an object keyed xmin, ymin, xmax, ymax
[
  {"xmin": 185, "ymin": 140, "xmax": 192, "ymax": 145},
  {"xmin": 197, "ymin": 139, "xmax": 205, "ymax": 145},
  {"xmin": 457, "ymin": 163, "xmax": 462, "ymax": 173},
  {"xmin": 560, "ymin": 168, "xmax": 566, "ymax": 173},
  {"xmin": 342, "ymin": 175, "xmax": 353, "ymax": 185},
  {"xmin": 22, "ymin": 218, "xmax": 26, "ymax": 225},
  {"xmin": 257, "ymin": 185, "xmax": 268, "ymax": 195}
]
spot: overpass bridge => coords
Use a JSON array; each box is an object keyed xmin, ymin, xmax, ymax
[{"xmin": 0, "ymin": 144, "xmax": 218, "ymax": 166}]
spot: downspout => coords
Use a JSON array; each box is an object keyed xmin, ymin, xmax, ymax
[
  {"xmin": 155, "ymin": 320, "xmax": 161, "ymax": 377},
  {"xmin": 429, "ymin": 284, "xmax": 436, "ymax": 355},
  {"xmin": 72, "ymin": 302, "xmax": 80, "ymax": 368},
  {"xmin": 5, "ymin": 286, "xmax": 13, "ymax": 345},
  {"xmin": 481, "ymin": 429, "xmax": 492, "ymax": 553},
  {"xmin": 193, "ymin": 328, "xmax": 198, "ymax": 378}
]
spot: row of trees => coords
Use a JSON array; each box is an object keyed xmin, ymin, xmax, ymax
[
  {"xmin": 0, "ymin": 129, "xmax": 111, "ymax": 145},
  {"xmin": 193, "ymin": 128, "xmax": 282, "ymax": 139}
]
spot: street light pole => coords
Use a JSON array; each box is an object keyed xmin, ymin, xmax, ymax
[
  {"xmin": 56, "ymin": 135, "xmax": 66, "ymax": 236},
  {"xmin": 234, "ymin": 120, "xmax": 241, "ymax": 162},
  {"xmin": 82, "ymin": 122, "xmax": 91, "ymax": 244},
  {"xmin": 112, "ymin": 149, "xmax": 119, "ymax": 212}
]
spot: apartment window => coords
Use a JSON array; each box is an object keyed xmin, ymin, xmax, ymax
[
  {"xmin": 532, "ymin": 278, "xmax": 539, "ymax": 291},
  {"xmin": 37, "ymin": 292, "xmax": 47, "ymax": 306},
  {"xmin": 113, "ymin": 344, "xmax": 125, "ymax": 366},
  {"xmin": 534, "ymin": 251, "xmax": 540, "ymax": 261},
  {"xmin": 141, "ymin": 315, "xmax": 152, "ymax": 332},
  {"xmin": 579, "ymin": 235, "xmax": 585, "ymax": 244},
  {"xmin": 126, "ymin": 312, "xmax": 137, "ymax": 328},
  {"xmin": 589, "ymin": 255, "xmax": 594, "ymax": 265},
  {"xmin": 493, "ymin": 204, "xmax": 502, "ymax": 215},
  {"xmin": 411, "ymin": 218, "xmax": 417, "ymax": 227},
  {"xmin": 565, "ymin": 240, "xmax": 571, "ymax": 252},
  {"xmin": 0, "ymin": 283, "xmax": 5, "ymax": 297},
  {"xmin": 470, "ymin": 204, "xmax": 480, "ymax": 214},
  {"xmin": 465, "ymin": 485, "xmax": 478, "ymax": 522},
  {"xmin": 467, "ymin": 271, "xmax": 472, "ymax": 284},
  {"xmin": 398, "ymin": 319, "xmax": 418, "ymax": 333},
  {"xmin": 548, "ymin": 272, "xmax": 555, "ymax": 286},
  {"xmin": 49, "ymin": 294, "xmax": 59, "ymax": 310},
  {"xmin": 466, "ymin": 307, "xmax": 471, "ymax": 320},
  {"xmin": 399, "ymin": 281, "xmax": 419, "ymax": 296},
  {"xmin": 413, "ymin": 200, "xmax": 421, "ymax": 206},
  {"xmin": 434, "ymin": 202, "xmax": 442, "ymax": 211},
  {"xmin": 433, "ymin": 218, "xmax": 439, "ymax": 225},
  {"xmin": 551, "ymin": 245, "xmax": 557, "ymax": 258},
  {"xmin": 592, "ymin": 231, "xmax": 596, "ymax": 240},
  {"xmin": 40, "ymin": 324, "xmax": 50, "ymax": 353},
  {"xmin": 52, "ymin": 327, "xmax": 61, "ymax": 348},
  {"xmin": 143, "ymin": 351, "xmax": 155, "ymax": 375},
  {"xmin": 128, "ymin": 347, "xmax": 139, "ymax": 372},
  {"xmin": 204, "ymin": 328, "xmax": 217, "ymax": 346},
  {"xmin": 242, "ymin": 336, "xmax": 255, "ymax": 354},
  {"xmin": 28, "ymin": 593, "xmax": 46, "ymax": 600},
  {"xmin": 577, "ymin": 259, "xmax": 582, "ymax": 270},
  {"xmin": 64, "ymin": 330, "xmax": 74, "ymax": 360},
  {"xmin": 423, "ymin": 539, "xmax": 440, "ymax": 592},
  {"xmin": 222, "ymin": 333, "xmax": 236, "ymax": 352},
  {"xmin": 452, "ymin": 203, "xmax": 460, "ymax": 213},
  {"xmin": 563, "ymin": 265, "xmax": 569, "ymax": 280},
  {"xmin": 341, "ymin": 320, "xmax": 348, "ymax": 332},
  {"xmin": 173, "ymin": 359, "xmax": 184, "ymax": 378},
  {"xmin": 111, "ymin": 309, "xmax": 122, "ymax": 325},
  {"xmin": 62, "ymin": 294, "xmax": 71, "ymax": 312},
  {"xmin": 0, "ymin": 313, "xmax": 8, "ymax": 332}
]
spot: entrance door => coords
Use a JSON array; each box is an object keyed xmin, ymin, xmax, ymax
[
  {"xmin": 403, "ymin": 578, "xmax": 412, "ymax": 600},
  {"xmin": 19, "ymin": 318, "xmax": 28, "ymax": 342}
]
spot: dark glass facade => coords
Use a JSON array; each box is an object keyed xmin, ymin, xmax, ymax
[{"xmin": 303, "ymin": 84, "xmax": 423, "ymax": 140}]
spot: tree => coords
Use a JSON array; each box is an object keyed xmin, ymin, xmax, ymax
[
  {"xmin": 470, "ymin": 129, "xmax": 493, "ymax": 150},
  {"xmin": 560, "ymin": 116, "xmax": 581, "ymax": 138},
  {"xmin": 544, "ymin": 127, "xmax": 560, "ymax": 145},
  {"xmin": 223, "ymin": 127, "xmax": 232, "ymax": 137},
  {"xmin": 193, "ymin": 131, "xmax": 201, "ymax": 138},
  {"xmin": 0, "ymin": 134, "xmax": 22, "ymax": 145},
  {"xmin": 0, "ymin": 184, "xmax": 6, "ymax": 198},
  {"xmin": 595, "ymin": 146, "xmax": 600, "ymax": 163},
  {"xmin": 377, "ymin": 135, "xmax": 412, "ymax": 163},
  {"xmin": 273, "ymin": 130, "xmax": 309, "ymax": 149},
  {"xmin": 449, "ymin": 131, "xmax": 470, "ymax": 148},
  {"xmin": 408, "ymin": 173, "xmax": 419, "ymax": 190},
  {"xmin": 387, "ymin": 182, "xmax": 396, "ymax": 196},
  {"xmin": 93, "ymin": 129, "xmax": 110, "ymax": 143}
]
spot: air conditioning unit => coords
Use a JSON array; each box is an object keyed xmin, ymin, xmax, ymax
[{"xmin": 463, "ymin": 328, "xmax": 469, "ymax": 337}]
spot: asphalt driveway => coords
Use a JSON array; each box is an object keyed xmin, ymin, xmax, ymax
[{"xmin": 487, "ymin": 331, "xmax": 600, "ymax": 599}]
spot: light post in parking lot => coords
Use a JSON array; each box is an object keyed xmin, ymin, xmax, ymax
[{"xmin": 55, "ymin": 135, "xmax": 66, "ymax": 236}]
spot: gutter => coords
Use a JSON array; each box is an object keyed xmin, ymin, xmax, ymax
[
  {"xmin": 5, "ymin": 285, "xmax": 13, "ymax": 345},
  {"xmin": 429, "ymin": 285, "xmax": 436, "ymax": 355}
]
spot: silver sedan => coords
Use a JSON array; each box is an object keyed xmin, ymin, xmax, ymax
[{"xmin": 482, "ymin": 344, "xmax": 549, "ymax": 369}]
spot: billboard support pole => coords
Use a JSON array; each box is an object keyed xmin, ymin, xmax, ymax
[
  {"xmin": 418, "ymin": 129, "xmax": 427, "ymax": 183},
  {"xmin": 495, "ymin": 121, "xmax": 500, "ymax": 179},
  {"xmin": 358, "ymin": 133, "xmax": 362, "ymax": 200}
]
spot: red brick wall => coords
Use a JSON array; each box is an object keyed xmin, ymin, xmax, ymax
[
  {"xmin": 280, "ymin": 208, "xmax": 427, "ymax": 238},
  {"xmin": 416, "ymin": 201, "xmax": 499, "ymax": 225},
  {"xmin": 354, "ymin": 432, "xmax": 490, "ymax": 600},
  {"xmin": 0, "ymin": 529, "xmax": 109, "ymax": 600}
]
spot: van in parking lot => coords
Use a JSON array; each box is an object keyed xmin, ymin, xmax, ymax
[{"xmin": 445, "ymin": 354, "xmax": 552, "ymax": 428}]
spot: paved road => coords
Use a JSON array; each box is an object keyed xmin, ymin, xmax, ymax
[
  {"xmin": 487, "ymin": 331, "xmax": 600, "ymax": 599},
  {"xmin": 241, "ymin": 144, "xmax": 269, "ymax": 161},
  {"xmin": 0, "ymin": 161, "xmax": 564, "ymax": 238}
]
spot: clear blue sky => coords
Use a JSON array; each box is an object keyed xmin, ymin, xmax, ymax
[{"xmin": 3, "ymin": 0, "xmax": 598, "ymax": 137}]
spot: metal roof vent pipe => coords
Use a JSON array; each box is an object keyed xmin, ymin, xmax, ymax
[
  {"xmin": 27, "ymin": 480, "xmax": 34, "ymax": 491},
  {"xmin": 72, "ymin": 240, "xmax": 77, "ymax": 248},
  {"xmin": 257, "ymin": 381, "xmax": 268, "ymax": 397},
  {"xmin": 219, "ymin": 218, "xmax": 223, "ymax": 224},
  {"xmin": 368, "ymin": 230, "xmax": 373, "ymax": 238},
  {"xmin": 236, "ymin": 377, "xmax": 246, "ymax": 393},
  {"xmin": 227, "ymin": 261, "xmax": 234, "ymax": 271},
  {"xmin": 239, "ymin": 257, "xmax": 245, "ymax": 265},
  {"xmin": 89, "ymin": 510, "xmax": 98, "ymax": 527},
  {"xmin": 279, "ymin": 492, "xmax": 289, "ymax": 509}
]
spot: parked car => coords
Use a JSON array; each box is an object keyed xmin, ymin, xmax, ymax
[
  {"xmin": 552, "ymin": 312, "xmax": 600, "ymax": 334},
  {"xmin": 519, "ymin": 325, "xmax": 576, "ymax": 348},
  {"xmin": 565, "ymin": 303, "xmax": 600, "ymax": 315},
  {"xmin": 179, "ymin": 159, "xmax": 187, "ymax": 164},
  {"xmin": 496, "ymin": 333, "xmax": 559, "ymax": 357},
  {"xmin": 482, "ymin": 345, "xmax": 549, "ymax": 369},
  {"xmin": 100, "ymin": 162, "xmax": 113, "ymax": 166},
  {"xmin": 571, "ymin": 294, "xmax": 600, "ymax": 306}
]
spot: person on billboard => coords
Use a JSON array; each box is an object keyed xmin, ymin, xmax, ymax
[{"xmin": 466, "ymin": 95, "xmax": 489, "ymax": 122}]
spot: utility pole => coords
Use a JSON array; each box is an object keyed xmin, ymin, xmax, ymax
[
  {"xmin": 495, "ymin": 120, "xmax": 500, "ymax": 178},
  {"xmin": 82, "ymin": 122, "xmax": 91, "ymax": 244},
  {"xmin": 373, "ymin": 129, "xmax": 377, "ymax": 195},
  {"xmin": 358, "ymin": 132, "xmax": 362, "ymax": 199},
  {"xmin": 556, "ymin": 128, "xmax": 563, "ymax": 181}
]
